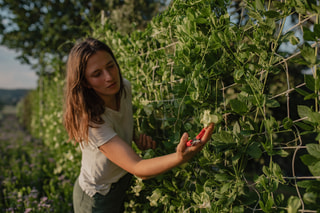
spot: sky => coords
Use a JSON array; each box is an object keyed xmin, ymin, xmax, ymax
[{"xmin": 0, "ymin": 45, "xmax": 38, "ymax": 89}]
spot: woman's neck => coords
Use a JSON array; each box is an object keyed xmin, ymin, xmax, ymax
[{"xmin": 104, "ymin": 95, "xmax": 120, "ymax": 111}]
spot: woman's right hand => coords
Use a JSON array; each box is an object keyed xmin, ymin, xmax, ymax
[
  {"xmin": 176, "ymin": 123, "xmax": 214, "ymax": 163},
  {"xmin": 134, "ymin": 133, "xmax": 157, "ymax": 150}
]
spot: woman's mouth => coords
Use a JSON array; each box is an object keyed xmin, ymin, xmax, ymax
[{"xmin": 107, "ymin": 82, "xmax": 116, "ymax": 88}]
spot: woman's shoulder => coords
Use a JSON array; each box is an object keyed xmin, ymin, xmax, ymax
[
  {"xmin": 123, "ymin": 78, "xmax": 131, "ymax": 88},
  {"xmin": 122, "ymin": 78, "xmax": 132, "ymax": 95}
]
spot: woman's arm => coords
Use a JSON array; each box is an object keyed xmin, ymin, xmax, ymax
[{"xmin": 99, "ymin": 123, "xmax": 214, "ymax": 179}]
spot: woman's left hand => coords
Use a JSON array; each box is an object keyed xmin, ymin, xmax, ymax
[{"xmin": 134, "ymin": 134, "xmax": 157, "ymax": 150}]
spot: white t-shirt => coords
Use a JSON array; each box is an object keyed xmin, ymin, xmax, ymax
[{"xmin": 78, "ymin": 79, "xmax": 133, "ymax": 197}]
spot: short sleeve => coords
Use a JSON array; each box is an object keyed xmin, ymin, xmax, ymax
[{"xmin": 88, "ymin": 122, "xmax": 117, "ymax": 148}]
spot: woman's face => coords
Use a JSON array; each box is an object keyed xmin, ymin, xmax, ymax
[{"xmin": 84, "ymin": 50, "xmax": 120, "ymax": 104}]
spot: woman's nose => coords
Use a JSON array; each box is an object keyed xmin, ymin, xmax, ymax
[{"xmin": 103, "ymin": 70, "xmax": 113, "ymax": 81}]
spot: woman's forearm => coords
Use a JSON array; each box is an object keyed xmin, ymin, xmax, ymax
[{"xmin": 132, "ymin": 152, "xmax": 184, "ymax": 179}]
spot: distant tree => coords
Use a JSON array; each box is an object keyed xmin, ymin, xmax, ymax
[
  {"xmin": 107, "ymin": 0, "xmax": 167, "ymax": 34},
  {"xmin": 0, "ymin": 100, "xmax": 4, "ymax": 111},
  {"xmin": 0, "ymin": 0, "xmax": 167, "ymax": 73}
]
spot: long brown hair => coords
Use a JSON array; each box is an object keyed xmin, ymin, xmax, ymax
[{"xmin": 63, "ymin": 38, "xmax": 125, "ymax": 144}]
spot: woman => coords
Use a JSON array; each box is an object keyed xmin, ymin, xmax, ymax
[{"xmin": 63, "ymin": 37, "xmax": 214, "ymax": 213}]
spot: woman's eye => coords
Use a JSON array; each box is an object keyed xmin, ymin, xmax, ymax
[
  {"xmin": 107, "ymin": 64, "xmax": 114, "ymax": 69},
  {"xmin": 92, "ymin": 72, "xmax": 101, "ymax": 77}
]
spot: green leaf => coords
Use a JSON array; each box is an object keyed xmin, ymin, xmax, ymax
[
  {"xmin": 240, "ymin": 130, "xmax": 256, "ymax": 135},
  {"xmin": 262, "ymin": 165, "xmax": 270, "ymax": 176},
  {"xmin": 301, "ymin": 44, "xmax": 316, "ymax": 65},
  {"xmin": 297, "ymin": 105, "xmax": 311, "ymax": 119},
  {"xmin": 192, "ymin": 191, "xmax": 201, "ymax": 203},
  {"xmin": 266, "ymin": 98, "xmax": 280, "ymax": 108},
  {"xmin": 186, "ymin": 10, "xmax": 195, "ymax": 21},
  {"xmin": 147, "ymin": 188, "xmax": 162, "ymax": 207},
  {"xmin": 303, "ymin": 192, "xmax": 317, "ymax": 204},
  {"xmin": 282, "ymin": 117, "xmax": 293, "ymax": 129},
  {"xmin": 246, "ymin": 73, "xmax": 263, "ymax": 92},
  {"xmin": 309, "ymin": 111, "xmax": 320, "ymax": 124},
  {"xmin": 303, "ymin": 26, "xmax": 316, "ymax": 41},
  {"xmin": 295, "ymin": 0, "xmax": 309, "ymax": 13},
  {"xmin": 233, "ymin": 121, "xmax": 241, "ymax": 134},
  {"xmin": 281, "ymin": 31, "xmax": 294, "ymax": 42},
  {"xmin": 247, "ymin": 142, "xmax": 262, "ymax": 159},
  {"xmin": 295, "ymin": 121, "xmax": 314, "ymax": 131},
  {"xmin": 220, "ymin": 182, "xmax": 231, "ymax": 193},
  {"xmin": 260, "ymin": 195, "xmax": 274, "ymax": 211},
  {"xmin": 230, "ymin": 99, "xmax": 248, "ymax": 115},
  {"xmin": 289, "ymin": 35, "xmax": 300, "ymax": 45},
  {"xmin": 316, "ymin": 74, "xmax": 320, "ymax": 91},
  {"xmin": 316, "ymin": 132, "xmax": 320, "ymax": 141},
  {"xmin": 195, "ymin": 17, "xmax": 207, "ymax": 24},
  {"xmin": 287, "ymin": 196, "xmax": 301, "ymax": 213},
  {"xmin": 184, "ymin": 122, "xmax": 192, "ymax": 131},
  {"xmin": 234, "ymin": 69, "xmax": 244, "ymax": 80},
  {"xmin": 215, "ymin": 173, "xmax": 232, "ymax": 182},
  {"xmin": 264, "ymin": 10, "xmax": 280, "ymax": 18},
  {"xmin": 275, "ymin": 149, "xmax": 289, "ymax": 157},
  {"xmin": 314, "ymin": 24, "xmax": 320, "ymax": 38},
  {"xmin": 248, "ymin": 11, "xmax": 263, "ymax": 22},
  {"xmin": 308, "ymin": 161, "xmax": 320, "ymax": 176},
  {"xmin": 312, "ymin": 4, "xmax": 320, "ymax": 14},
  {"xmin": 212, "ymin": 131, "xmax": 234, "ymax": 144},
  {"xmin": 143, "ymin": 104, "xmax": 153, "ymax": 116},
  {"xmin": 297, "ymin": 180, "xmax": 314, "ymax": 188},
  {"xmin": 273, "ymin": 2, "xmax": 287, "ymax": 10},
  {"xmin": 264, "ymin": 116, "xmax": 278, "ymax": 131},
  {"xmin": 272, "ymin": 162, "xmax": 285, "ymax": 181},
  {"xmin": 300, "ymin": 154, "xmax": 318, "ymax": 166},
  {"xmin": 255, "ymin": 0, "xmax": 264, "ymax": 11},
  {"xmin": 304, "ymin": 92, "xmax": 317, "ymax": 100},
  {"xmin": 295, "ymin": 87, "xmax": 311, "ymax": 97},
  {"xmin": 306, "ymin": 143, "xmax": 320, "ymax": 159},
  {"xmin": 232, "ymin": 205, "xmax": 244, "ymax": 213},
  {"xmin": 305, "ymin": 74, "xmax": 315, "ymax": 91}
]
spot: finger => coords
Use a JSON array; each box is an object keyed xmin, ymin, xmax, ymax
[
  {"xmin": 139, "ymin": 134, "xmax": 144, "ymax": 149},
  {"xmin": 201, "ymin": 123, "xmax": 214, "ymax": 143},
  {"xmin": 148, "ymin": 137, "xmax": 155, "ymax": 150},
  {"xmin": 176, "ymin": 132, "xmax": 188, "ymax": 153},
  {"xmin": 198, "ymin": 143, "xmax": 206, "ymax": 151},
  {"xmin": 152, "ymin": 140, "xmax": 157, "ymax": 150},
  {"xmin": 143, "ymin": 134, "xmax": 148, "ymax": 149},
  {"xmin": 146, "ymin": 135, "xmax": 152, "ymax": 149}
]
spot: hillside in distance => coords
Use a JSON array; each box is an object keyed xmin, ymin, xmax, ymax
[{"xmin": 0, "ymin": 89, "xmax": 30, "ymax": 106}]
